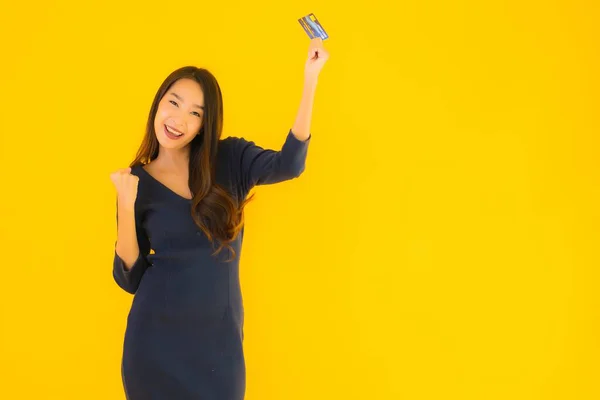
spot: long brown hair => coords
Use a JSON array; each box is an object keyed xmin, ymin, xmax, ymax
[{"xmin": 129, "ymin": 66, "xmax": 254, "ymax": 262}]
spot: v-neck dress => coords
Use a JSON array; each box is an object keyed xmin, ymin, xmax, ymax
[{"xmin": 112, "ymin": 129, "xmax": 310, "ymax": 400}]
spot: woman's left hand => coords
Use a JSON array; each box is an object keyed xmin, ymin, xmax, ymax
[{"xmin": 304, "ymin": 38, "xmax": 329, "ymax": 81}]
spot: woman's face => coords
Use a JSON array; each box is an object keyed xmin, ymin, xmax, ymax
[{"xmin": 154, "ymin": 78, "xmax": 205, "ymax": 149}]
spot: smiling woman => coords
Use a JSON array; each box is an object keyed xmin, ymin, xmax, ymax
[
  {"xmin": 155, "ymin": 79, "xmax": 205, "ymax": 144},
  {"xmin": 159, "ymin": 86, "xmax": 205, "ymax": 140},
  {"xmin": 127, "ymin": 67, "xmax": 253, "ymax": 260},
  {"xmin": 109, "ymin": 37, "xmax": 326, "ymax": 400}
]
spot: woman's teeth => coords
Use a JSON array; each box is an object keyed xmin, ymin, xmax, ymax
[{"xmin": 166, "ymin": 125, "xmax": 184, "ymax": 137}]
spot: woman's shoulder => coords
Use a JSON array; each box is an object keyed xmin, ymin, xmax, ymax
[
  {"xmin": 217, "ymin": 135, "xmax": 247, "ymax": 162},
  {"xmin": 218, "ymin": 135, "xmax": 263, "ymax": 162},
  {"xmin": 218, "ymin": 135, "xmax": 243, "ymax": 151},
  {"xmin": 129, "ymin": 163, "xmax": 146, "ymax": 176}
]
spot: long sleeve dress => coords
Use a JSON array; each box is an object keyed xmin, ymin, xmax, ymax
[{"xmin": 113, "ymin": 129, "xmax": 310, "ymax": 400}]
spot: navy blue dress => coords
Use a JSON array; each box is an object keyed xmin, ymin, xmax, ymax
[{"xmin": 113, "ymin": 129, "xmax": 310, "ymax": 400}]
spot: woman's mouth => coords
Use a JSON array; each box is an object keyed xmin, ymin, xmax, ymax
[{"xmin": 164, "ymin": 125, "xmax": 184, "ymax": 140}]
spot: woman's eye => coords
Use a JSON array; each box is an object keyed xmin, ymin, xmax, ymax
[
  {"xmin": 192, "ymin": 112, "xmax": 201, "ymax": 117},
  {"xmin": 169, "ymin": 100, "xmax": 178, "ymax": 106}
]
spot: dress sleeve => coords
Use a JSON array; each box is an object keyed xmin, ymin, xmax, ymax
[
  {"xmin": 230, "ymin": 128, "xmax": 311, "ymax": 194},
  {"xmin": 112, "ymin": 197, "xmax": 151, "ymax": 295}
]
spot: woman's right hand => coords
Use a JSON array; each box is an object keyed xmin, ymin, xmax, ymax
[{"xmin": 110, "ymin": 167, "xmax": 139, "ymax": 212}]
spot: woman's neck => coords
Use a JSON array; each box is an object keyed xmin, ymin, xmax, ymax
[{"xmin": 152, "ymin": 147, "xmax": 190, "ymax": 173}]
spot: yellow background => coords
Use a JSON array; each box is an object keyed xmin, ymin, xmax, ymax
[{"xmin": 1, "ymin": 0, "xmax": 598, "ymax": 399}]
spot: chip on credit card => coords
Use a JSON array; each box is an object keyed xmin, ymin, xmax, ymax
[{"xmin": 298, "ymin": 13, "xmax": 329, "ymax": 40}]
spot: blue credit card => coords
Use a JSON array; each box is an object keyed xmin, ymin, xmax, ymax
[{"xmin": 298, "ymin": 13, "xmax": 329, "ymax": 40}]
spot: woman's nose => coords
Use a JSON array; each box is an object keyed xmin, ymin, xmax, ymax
[{"xmin": 170, "ymin": 118, "xmax": 186, "ymax": 132}]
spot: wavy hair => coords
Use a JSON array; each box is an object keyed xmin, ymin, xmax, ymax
[{"xmin": 129, "ymin": 66, "xmax": 254, "ymax": 262}]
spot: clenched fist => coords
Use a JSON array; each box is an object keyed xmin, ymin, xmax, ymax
[{"xmin": 110, "ymin": 167, "xmax": 139, "ymax": 212}]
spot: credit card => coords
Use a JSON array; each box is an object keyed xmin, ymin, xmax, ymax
[{"xmin": 298, "ymin": 13, "xmax": 329, "ymax": 40}]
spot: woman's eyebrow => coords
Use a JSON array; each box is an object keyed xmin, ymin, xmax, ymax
[{"xmin": 169, "ymin": 92, "xmax": 204, "ymax": 110}]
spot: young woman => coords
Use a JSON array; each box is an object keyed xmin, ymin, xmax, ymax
[{"xmin": 110, "ymin": 38, "xmax": 328, "ymax": 399}]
